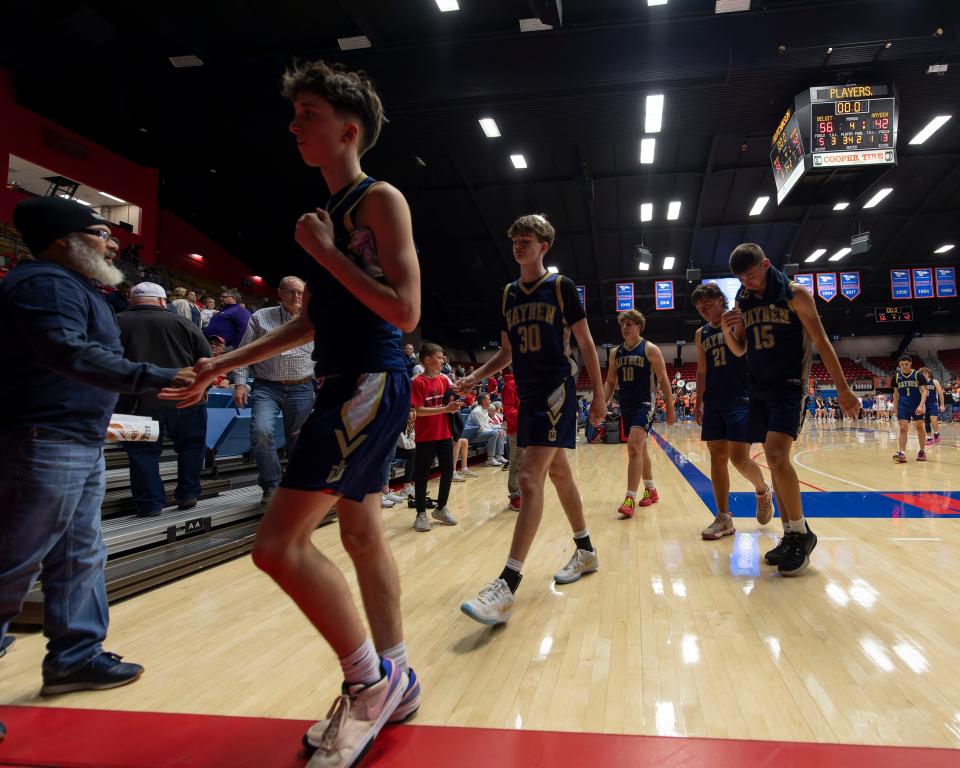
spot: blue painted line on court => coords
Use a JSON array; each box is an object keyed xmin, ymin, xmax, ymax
[{"xmin": 649, "ymin": 429, "xmax": 960, "ymax": 519}]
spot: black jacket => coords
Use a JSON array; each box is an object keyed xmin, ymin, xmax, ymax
[{"xmin": 117, "ymin": 304, "xmax": 211, "ymax": 413}]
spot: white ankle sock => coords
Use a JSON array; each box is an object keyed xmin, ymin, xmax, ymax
[
  {"xmin": 625, "ymin": 490, "xmax": 637, "ymax": 500},
  {"xmin": 379, "ymin": 642, "xmax": 408, "ymax": 673},
  {"xmin": 340, "ymin": 638, "xmax": 381, "ymax": 686},
  {"xmin": 643, "ymin": 479, "xmax": 656, "ymax": 491},
  {"xmin": 506, "ymin": 557, "xmax": 524, "ymax": 573}
]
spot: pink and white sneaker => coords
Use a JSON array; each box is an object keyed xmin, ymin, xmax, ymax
[{"xmin": 305, "ymin": 657, "xmax": 406, "ymax": 768}]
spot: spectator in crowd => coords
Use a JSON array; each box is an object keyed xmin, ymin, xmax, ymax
[
  {"xmin": 501, "ymin": 367, "xmax": 523, "ymax": 511},
  {"xmin": 116, "ymin": 282, "xmax": 212, "ymax": 516},
  {"xmin": 455, "ymin": 364, "xmax": 466, "ymax": 379},
  {"xmin": 410, "ymin": 343, "xmax": 462, "ymax": 531},
  {"xmin": 384, "ymin": 410, "xmax": 417, "ymax": 503},
  {"xmin": 206, "ymin": 335, "xmax": 233, "ymax": 388},
  {"xmin": 232, "ymin": 276, "xmax": 315, "ymax": 506},
  {"xmin": 199, "ymin": 296, "xmax": 217, "ymax": 329},
  {"xmin": 105, "ymin": 281, "xmax": 132, "ymax": 314},
  {"xmin": 0, "ymin": 197, "xmax": 194, "ymax": 694},
  {"xmin": 451, "ymin": 432, "xmax": 476, "ymax": 482},
  {"xmin": 206, "ymin": 288, "xmax": 251, "ymax": 349},
  {"xmin": 169, "ymin": 287, "xmax": 200, "ymax": 326},
  {"xmin": 403, "ymin": 343, "xmax": 418, "ymax": 378},
  {"xmin": 463, "ymin": 392, "xmax": 506, "ymax": 466},
  {"xmin": 441, "ymin": 354, "xmax": 454, "ymax": 379}
]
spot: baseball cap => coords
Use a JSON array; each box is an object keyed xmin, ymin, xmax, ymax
[
  {"xmin": 13, "ymin": 196, "xmax": 112, "ymax": 256},
  {"xmin": 131, "ymin": 282, "xmax": 166, "ymax": 299}
]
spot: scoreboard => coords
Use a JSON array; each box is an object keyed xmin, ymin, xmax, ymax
[
  {"xmin": 875, "ymin": 305, "xmax": 913, "ymax": 323},
  {"xmin": 770, "ymin": 84, "xmax": 898, "ymax": 203}
]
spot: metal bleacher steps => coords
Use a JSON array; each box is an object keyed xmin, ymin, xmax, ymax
[{"xmin": 13, "ymin": 403, "xmax": 494, "ymax": 627}]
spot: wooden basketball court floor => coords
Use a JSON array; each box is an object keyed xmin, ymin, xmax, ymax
[{"xmin": 2, "ymin": 418, "xmax": 958, "ymax": 765}]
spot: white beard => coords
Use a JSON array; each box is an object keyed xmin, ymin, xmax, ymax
[{"xmin": 63, "ymin": 234, "xmax": 125, "ymax": 286}]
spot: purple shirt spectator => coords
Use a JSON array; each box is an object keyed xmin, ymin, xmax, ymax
[{"xmin": 205, "ymin": 289, "xmax": 252, "ymax": 349}]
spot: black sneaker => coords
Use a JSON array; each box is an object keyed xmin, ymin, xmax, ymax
[
  {"xmin": 764, "ymin": 536, "xmax": 792, "ymax": 565},
  {"xmin": 40, "ymin": 652, "xmax": 144, "ymax": 696},
  {"xmin": 778, "ymin": 529, "xmax": 818, "ymax": 576},
  {"xmin": 177, "ymin": 498, "xmax": 198, "ymax": 510}
]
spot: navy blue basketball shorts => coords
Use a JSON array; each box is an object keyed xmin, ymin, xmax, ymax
[
  {"xmin": 701, "ymin": 398, "xmax": 761, "ymax": 443},
  {"xmin": 897, "ymin": 403, "xmax": 924, "ymax": 422},
  {"xmin": 620, "ymin": 403, "xmax": 654, "ymax": 440},
  {"xmin": 748, "ymin": 390, "xmax": 807, "ymax": 442},
  {"xmin": 517, "ymin": 377, "xmax": 577, "ymax": 450},
  {"xmin": 281, "ymin": 370, "xmax": 410, "ymax": 501},
  {"xmin": 925, "ymin": 403, "xmax": 940, "ymax": 417}
]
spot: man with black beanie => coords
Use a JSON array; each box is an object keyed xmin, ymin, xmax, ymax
[{"xmin": 0, "ymin": 197, "xmax": 195, "ymax": 695}]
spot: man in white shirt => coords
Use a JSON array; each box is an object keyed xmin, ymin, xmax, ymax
[
  {"xmin": 463, "ymin": 392, "xmax": 506, "ymax": 466},
  {"xmin": 232, "ymin": 276, "xmax": 315, "ymax": 505}
]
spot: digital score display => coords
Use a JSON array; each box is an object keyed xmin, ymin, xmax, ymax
[
  {"xmin": 809, "ymin": 84, "xmax": 896, "ymax": 168},
  {"xmin": 875, "ymin": 305, "xmax": 913, "ymax": 323},
  {"xmin": 770, "ymin": 110, "xmax": 806, "ymax": 203}
]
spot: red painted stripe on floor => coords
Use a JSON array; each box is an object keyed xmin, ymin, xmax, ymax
[
  {"xmin": 1, "ymin": 706, "xmax": 957, "ymax": 768},
  {"xmin": 882, "ymin": 492, "xmax": 960, "ymax": 515},
  {"xmin": 749, "ymin": 452, "xmax": 826, "ymax": 492}
]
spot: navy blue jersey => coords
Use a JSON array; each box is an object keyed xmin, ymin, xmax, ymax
[
  {"xmin": 614, "ymin": 339, "xmax": 654, "ymax": 412},
  {"xmin": 501, "ymin": 273, "xmax": 585, "ymax": 400},
  {"xmin": 895, "ymin": 369, "xmax": 926, "ymax": 410},
  {"xmin": 736, "ymin": 266, "xmax": 811, "ymax": 395},
  {"xmin": 699, "ymin": 322, "xmax": 749, "ymax": 405},
  {"xmin": 304, "ymin": 173, "xmax": 407, "ymax": 377}
]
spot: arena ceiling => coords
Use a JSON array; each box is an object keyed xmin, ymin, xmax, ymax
[{"xmin": 4, "ymin": 0, "xmax": 960, "ymax": 351}]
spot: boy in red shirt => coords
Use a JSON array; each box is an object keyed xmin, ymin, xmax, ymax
[
  {"xmin": 410, "ymin": 343, "xmax": 462, "ymax": 532},
  {"xmin": 501, "ymin": 368, "xmax": 523, "ymax": 511}
]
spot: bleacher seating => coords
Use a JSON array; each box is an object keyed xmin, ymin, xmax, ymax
[
  {"xmin": 938, "ymin": 348, "xmax": 960, "ymax": 377},
  {"xmin": 867, "ymin": 354, "xmax": 924, "ymax": 374},
  {"xmin": 811, "ymin": 357, "xmax": 874, "ymax": 385}
]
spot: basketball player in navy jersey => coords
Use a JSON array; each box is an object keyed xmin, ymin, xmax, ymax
[
  {"xmin": 917, "ymin": 366, "xmax": 943, "ymax": 446},
  {"xmin": 160, "ymin": 61, "xmax": 419, "ymax": 768},
  {"xmin": 691, "ymin": 283, "xmax": 773, "ymax": 540},
  {"xmin": 722, "ymin": 244, "xmax": 858, "ymax": 576},
  {"xmin": 456, "ymin": 214, "xmax": 606, "ymax": 626},
  {"xmin": 892, "ymin": 355, "xmax": 928, "ymax": 462},
  {"xmin": 601, "ymin": 309, "xmax": 676, "ymax": 518}
]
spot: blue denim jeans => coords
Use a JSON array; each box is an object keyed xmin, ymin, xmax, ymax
[
  {"xmin": 0, "ymin": 435, "xmax": 109, "ymax": 674},
  {"xmin": 250, "ymin": 379, "xmax": 316, "ymax": 490},
  {"xmin": 123, "ymin": 406, "xmax": 207, "ymax": 513},
  {"xmin": 462, "ymin": 425, "xmax": 505, "ymax": 459}
]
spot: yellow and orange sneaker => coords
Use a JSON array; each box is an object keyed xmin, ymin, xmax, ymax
[{"xmin": 617, "ymin": 495, "xmax": 636, "ymax": 518}]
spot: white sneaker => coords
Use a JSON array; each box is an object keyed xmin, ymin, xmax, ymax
[
  {"xmin": 554, "ymin": 548, "xmax": 599, "ymax": 584},
  {"xmin": 385, "ymin": 491, "xmax": 406, "ymax": 503},
  {"xmin": 451, "ymin": 472, "xmax": 467, "ymax": 483},
  {"xmin": 380, "ymin": 495, "xmax": 396, "ymax": 509},
  {"xmin": 460, "ymin": 579, "xmax": 514, "ymax": 625},
  {"xmin": 485, "ymin": 458, "xmax": 501, "ymax": 467},
  {"xmin": 431, "ymin": 506, "xmax": 457, "ymax": 526},
  {"xmin": 461, "ymin": 468, "xmax": 479, "ymax": 478},
  {"xmin": 306, "ymin": 658, "xmax": 406, "ymax": 768},
  {"xmin": 414, "ymin": 514, "xmax": 431, "ymax": 532},
  {"xmin": 401, "ymin": 484, "xmax": 415, "ymax": 497}
]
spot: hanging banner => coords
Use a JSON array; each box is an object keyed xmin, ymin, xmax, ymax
[
  {"xmin": 935, "ymin": 267, "xmax": 956, "ymax": 298},
  {"xmin": 794, "ymin": 274, "xmax": 814, "ymax": 293},
  {"xmin": 912, "ymin": 268, "xmax": 934, "ymax": 299},
  {"xmin": 615, "ymin": 282, "xmax": 634, "ymax": 311},
  {"xmin": 890, "ymin": 269, "xmax": 912, "ymax": 300},
  {"xmin": 840, "ymin": 271, "xmax": 861, "ymax": 301},
  {"xmin": 816, "ymin": 272, "xmax": 837, "ymax": 302},
  {"xmin": 576, "ymin": 284, "xmax": 586, "ymax": 309},
  {"xmin": 655, "ymin": 280, "xmax": 674, "ymax": 310}
]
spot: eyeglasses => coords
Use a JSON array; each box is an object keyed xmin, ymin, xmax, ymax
[{"xmin": 78, "ymin": 228, "xmax": 114, "ymax": 241}]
